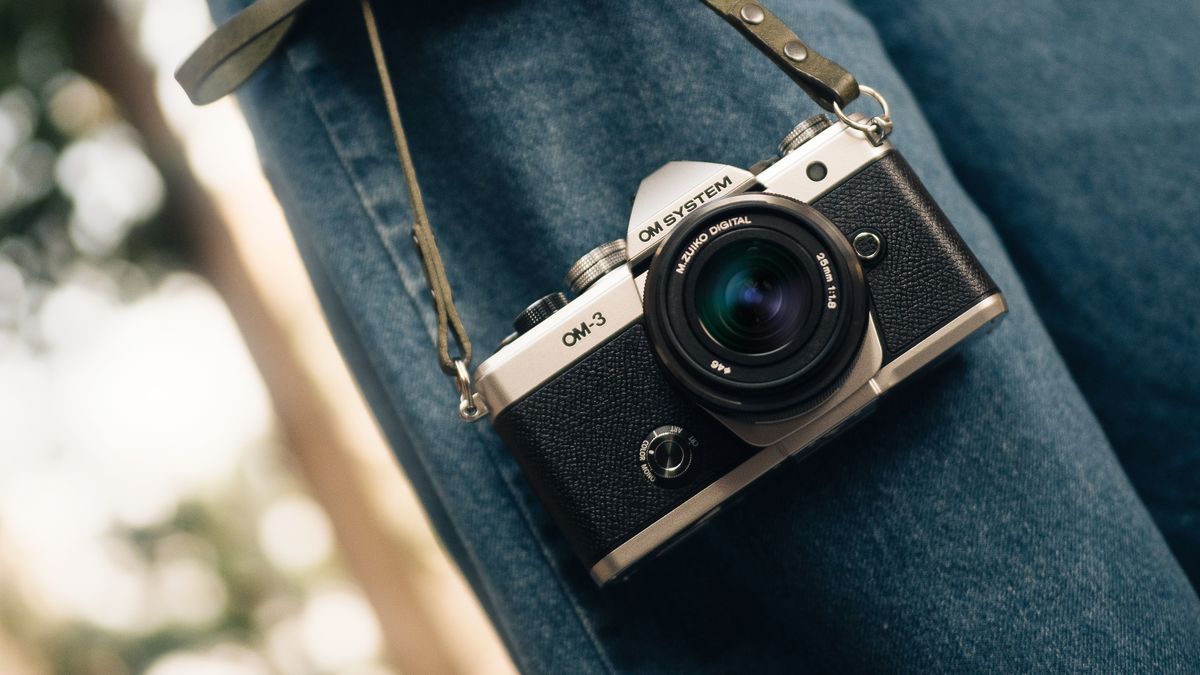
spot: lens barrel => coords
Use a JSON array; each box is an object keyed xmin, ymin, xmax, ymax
[{"xmin": 644, "ymin": 194, "xmax": 868, "ymax": 421}]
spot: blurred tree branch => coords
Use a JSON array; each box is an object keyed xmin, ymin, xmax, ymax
[{"xmin": 73, "ymin": 5, "xmax": 466, "ymax": 674}]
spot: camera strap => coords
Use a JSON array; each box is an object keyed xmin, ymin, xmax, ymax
[
  {"xmin": 698, "ymin": 0, "xmax": 857, "ymax": 110},
  {"xmin": 178, "ymin": 0, "xmax": 886, "ymax": 421}
]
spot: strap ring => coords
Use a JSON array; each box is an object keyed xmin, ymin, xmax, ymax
[
  {"xmin": 454, "ymin": 359, "xmax": 488, "ymax": 422},
  {"xmin": 832, "ymin": 85, "xmax": 893, "ymax": 146}
]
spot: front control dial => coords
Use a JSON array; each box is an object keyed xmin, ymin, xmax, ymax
[
  {"xmin": 778, "ymin": 114, "xmax": 832, "ymax": 155},
  {"xmin": 639, "ymin": 425, "xmax": 697, "ymax": 484}
]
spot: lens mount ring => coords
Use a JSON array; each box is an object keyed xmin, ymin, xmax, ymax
[{"xmin": 644, "ymin": 193, "xmax": 869, "ymax": 419}]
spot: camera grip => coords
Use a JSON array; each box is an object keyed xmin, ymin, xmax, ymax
[
  {"xmin": 493, "ymin": 323, "xmax": 756, "ymax": 568},
  {"xmin": 812, "ymin": 152, "xmax": 998, "ymax": 359}
]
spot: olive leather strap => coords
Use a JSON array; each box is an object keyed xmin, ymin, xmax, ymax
[
  {"xmin": 359, "ymin": 0, "xmax": 473, "ymax": 380},
  {"xmin": 176, "ymin": 0, "xmax": 860, "ymax": 110},
  {"xmin": 176, "ymin": 0, "xmax": 310, "ymax": 105},
  {"xmin": 699, "ymin": 0, "xmax": 858, "ymax": 110},
  {"xmin": 176, "ymin": 0, "xmax": 864, "ymax": 418}
]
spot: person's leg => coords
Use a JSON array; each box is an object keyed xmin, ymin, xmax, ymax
[
  {"xmin": 850, "ymin": 0, "xmax": 1200, "ymax": 587},
  {"xmin": 212, "ymin": 0, "xmax": 1200, "ymax": 670}
]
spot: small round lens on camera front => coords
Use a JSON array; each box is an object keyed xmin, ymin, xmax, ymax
[{"xmin": 694, "ymin": 238, "xmax": 812, "ymax": 355}]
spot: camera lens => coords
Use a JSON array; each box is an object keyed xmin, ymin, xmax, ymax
[
  {"xmin": 644, "ymin": 194, "xmax": 868, "ymax": 421},
  {"xmin": 693, "ymin": 238, "xmax": 812, "ymax": 355}
]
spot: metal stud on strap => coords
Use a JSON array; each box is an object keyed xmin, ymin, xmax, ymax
[{"xmin": 699, "ymin": 0, "xmax": 860, "ymax": 110}]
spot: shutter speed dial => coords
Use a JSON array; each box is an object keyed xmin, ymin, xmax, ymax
[
  {"xmin": 513, "ymin": 292, "xmax": 568, "ymax": 335},
  {"xmin": 508, "ymin": 242, "xmax": 626, "ymax": 343},
  {"xmin": 508, "ymin": 240, "xmax": 627, "ymax": 343},
  {"xmin": 639, "ymin": 425, "xmax": 697, "ymax": 483},
  {"xmin": 566, "ymin": 240, "xmax": 627, "ymax": 294}
]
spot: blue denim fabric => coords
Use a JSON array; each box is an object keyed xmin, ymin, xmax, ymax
[
  {"xmin": 210, "ymin": 0, "xmax": 1200, "ymax": 671},
  {"xmin": 849, "ymin": 0, "xmax": 1200, "ymax": 591}
]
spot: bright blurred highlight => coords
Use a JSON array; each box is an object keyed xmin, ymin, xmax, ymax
[{"xmin": 0, "ymin": 0, "xmax": 513, "ymax": 672}]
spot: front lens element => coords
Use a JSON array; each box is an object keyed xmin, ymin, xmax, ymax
[{"xmin": 694, "ymin": 239, "xmax": 812, "ymax": 355}]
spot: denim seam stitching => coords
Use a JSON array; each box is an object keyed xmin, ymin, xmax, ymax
[
  {"xmin": 274, "ymin": 37, "xmax": 528, "ymax": 617},
  {"xmin": 275, "ymin": 46, "xmax": 536, "ymax": 670},
  {"xmin": 458, "ymin": 33, "xmax": 619, "ymax": 675},
  {"xmin": 279, "ymin": 43, "xmax": 616, "ymax": 675}
]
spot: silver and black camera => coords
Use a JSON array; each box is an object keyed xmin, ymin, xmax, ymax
[{"xmin": 473, "ymin": 114, "xmax": 1007, "ymax": 584}]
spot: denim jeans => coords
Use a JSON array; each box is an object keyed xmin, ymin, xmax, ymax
[{"xmin": 211, "ymin": 0, "xmax": 1200, "ymax": 671}]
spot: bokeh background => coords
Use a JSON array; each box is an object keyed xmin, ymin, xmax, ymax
[{"xmin": 0, "ymin": 0, "xmax": 514, "ymax": 672}]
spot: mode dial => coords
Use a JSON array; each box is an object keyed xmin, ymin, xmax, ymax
[
  {"xmin": 639, "ymin": 425, "xmax": 696, "ymax": 483},
  {"xmin": 778, "ymin": 114, "xmax": 832, "ymax": 155},
  {"xmin": 513, "ymin": 292, "xmax": 568, "ymax": 334},
  {"xmin": 565, "ymin": 240, "xmax": 627, "ymax": 294}
]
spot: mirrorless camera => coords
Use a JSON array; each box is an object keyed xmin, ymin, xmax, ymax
[{"xmin": 473, "ymin": 114, "xmax": 1007, "ymax": 584}]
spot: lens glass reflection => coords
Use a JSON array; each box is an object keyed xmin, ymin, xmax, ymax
[{"xmin": 694, "ymin": 238, "xmax": 812, "ymax": 355}]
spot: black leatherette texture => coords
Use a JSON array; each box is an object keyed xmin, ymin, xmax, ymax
[
  {"xmin": 493, "ymin": 324, "xmax": 757, "ymax": 567},
  {"xmin": 812, "ymin": 152, "xmax": 997, "ymax": 358}
]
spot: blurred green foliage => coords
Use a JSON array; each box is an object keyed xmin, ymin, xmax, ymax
[
  {"xmin": 0, "ymin": 0, "xmax": 186, "ymax": 293},
  {"xmin": 0, "ymin": 3, "xmax": 378, "ymax": 675}
]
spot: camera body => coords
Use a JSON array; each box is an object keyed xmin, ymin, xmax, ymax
[{"xmin": 474, "ymin": 114, "xmax": 1006, "ymax": 584}]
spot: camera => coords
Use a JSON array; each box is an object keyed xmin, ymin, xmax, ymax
[{"xmin": 473, "ymin": 113, "xmax": 1007, "ymax": 584}]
